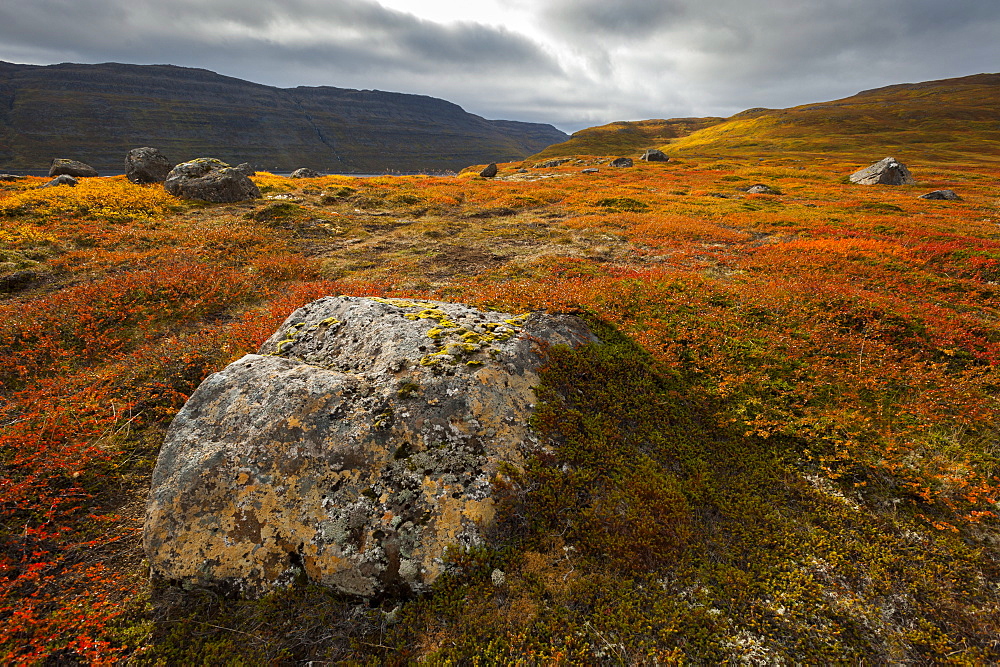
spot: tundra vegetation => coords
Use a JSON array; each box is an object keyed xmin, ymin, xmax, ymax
[{"xmin": 1, "ymin": 134, "xmax": 1000, "ymax": 662}]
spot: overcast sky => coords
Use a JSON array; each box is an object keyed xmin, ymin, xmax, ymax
[{"xmin": 1, "ymin": 0, "xmax": 998, "ymax": 132}]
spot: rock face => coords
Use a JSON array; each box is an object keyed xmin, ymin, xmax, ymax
[
  {"xmin": 164, "ymin": 158, "xmax": 261, "ymax": 203},
  {"xmin": 144, "ymin": 296, "xmax": 597, "ymax": 597},
  {"xmin": 39, "ymin": 174, "xmax": 78, "ymax": 188},
  {"xmin": 610, "ymin": 157, "xmax": 634, "ymax": 168},
  {"xmin": 48, "ymin": 158, "xmax": 97, "ymax": 178},
  {"xmin": 0, "ymin": 62, "xmax": 568, "ymax": 174},
  {"xmin": 849, "ymin": 157, "xmax": 915, "ymax": 185},
  {"xmin": 919, "ymin": 189, "xmax": 962, "ymax": 200},
  {"xmin": 125, "ymin": 147, "xmax": 174, "ymax": 184},
  {"xmin": 479, "ymin": 163, "xmax": 498, "ymax": 178},
  {"xmin": 290, "ymin": 167, "xmax": 320, "ymax": 178},
  {"xmin": 234, "ymin": 163, "xmax": 256, "ymax": 177},
  {"xmin": 640, "ymin": 149, "xmax": 669, "ymax": 162}
]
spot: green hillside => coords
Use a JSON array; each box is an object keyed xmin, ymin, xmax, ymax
[
  {"xmin": 535, "ymin": 73, "xmax": 1000, "ymax": 161},
  {"xmin": 531, "ymin": 117, "xmax": 724, "ymax": 160}
]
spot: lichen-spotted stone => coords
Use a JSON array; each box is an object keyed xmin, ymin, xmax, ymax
[{"xmin": 144, "ymin": 296, "xmax": 596, "ymax": 597}]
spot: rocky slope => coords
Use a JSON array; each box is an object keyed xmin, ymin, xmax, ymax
[{"xmin": 0, "ymin": 61, "xmax": 568, "ymax": 173}]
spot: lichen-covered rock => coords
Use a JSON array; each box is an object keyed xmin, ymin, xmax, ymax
[
  {"xmin": 640, "ymin": 149, "xmax": 669, "ymax": 162},
  {"xmin": 144, "ymin": 296, "xmax": 596, "ymax": 597},
  {"xmin": 164, "ymin": 157, "xmax": 261, "ymax": 203},
  {"xmin": 290, "ymin": 167, "xmax": 320, "ymax": 178},
  {"xmin": 849, "ymin": 157, "xmax": 915, "ymax": 185},
  {"xmin": 48, "ymin": 158, "xmax": 98, "ymax": 178},
  {"xmin": 125, "ymin": 147, "xmax": 173, "ymax": 184},
  {"xmin": 610, "ymin": 157, "xmax": 634, "ymax": 168}
]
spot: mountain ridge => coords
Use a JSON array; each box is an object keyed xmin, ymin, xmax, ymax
[
  {"xmin": 0, "ymin": 61, "xmax": 568, "ymax": 173},
  {"xmin": 532, "ymin": 72, "xmax": 1000, "ymax": 161}
]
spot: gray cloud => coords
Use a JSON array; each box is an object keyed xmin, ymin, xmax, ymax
[{"xmin": 0, "ymin": 0, "xmax": 998, "ymax": 132}]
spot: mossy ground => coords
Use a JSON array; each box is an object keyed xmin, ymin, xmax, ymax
[{"xmin": 1, "ymin": 151, "xmax": 999, "ymax": 662}]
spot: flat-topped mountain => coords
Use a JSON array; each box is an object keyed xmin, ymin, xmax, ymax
[
  {"xmin": 534, "ymin": 72, "xmax": 1000, "ymax": 161},
  {"xmin": 0, "ymin": 61, "xmax": 568, "ymax": 173}
]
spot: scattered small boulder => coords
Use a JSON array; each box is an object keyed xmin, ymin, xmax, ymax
[
  {"xmin": 39, "ymin": 175, "xmax": 78, "ymax": 188},
  {"xmin": 610, "ymin": 157, "xmax": 634, "ymax": 168},
  {"xmin": 125, "ymin": 147, "xmax": 174, "ymax": 184},
  {"xmin": 582, "ymin": 168, "xmax": 599, "ymax": 174},
  {"xmin": 48, "ymin": 159, "xmax": 98, "ymax": 178},
  {"xmin": 640, "ymin": 149, "xmax": 669, "ymax": 162},
  {"xmin": 739, "ymin": 183, "xmax": 778, "ymax": 195},
  {"xmin": 164, "ymin": 158, "xmax": 261, "ymax": 203},
  {"xmin": 290, "ymin": 167, "xmax": 321, "ymax": 179},
  {"xmin": 918, "ymin": 189, "xmax": 962, "ymax": 201},
  {"xmin": 849, "ymin": 157, "xmax": 915, "ymax": 185},
  {"xmin": 479, "ymin": 163, "xmax": 498, "ymax": 178},
  {"xmin": 0, "ymin": 174, "xmax": 25, "ymax": 182},
  {"xmin": 533, "ymin": 158, "xmax": 572, "ymax": 169},
  {"xmin": 144, "ymin": 296, "xmax": 597, "ymax": 597}
]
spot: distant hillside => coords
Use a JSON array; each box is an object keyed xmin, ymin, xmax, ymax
[
  {"xmin": 530, "ymin": 117, "xmax": 724, "ymax": 160},
  {"xmin": 535, "ymin": 73, "xmax": 1000, "ymax": 161},
  {"xmin": 0, "ymin": 62, "xmax": 568, "ymax": 173}
]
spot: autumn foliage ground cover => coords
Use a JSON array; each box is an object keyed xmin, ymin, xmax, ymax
[{"xmin": 1, "ymin": 152, "xmax": 998, "ymax": 662}]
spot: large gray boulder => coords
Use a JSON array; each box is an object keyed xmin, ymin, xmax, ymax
[
  {"xmin": 849, "ymin": 157, "xmax": 915, "ymax": 185},
  {"xmin": 290, "ymin": 167, "xmax": 320, "ymax": 179},
  {"xmin": 48, "ymin": 158, "xmax": 97, "ymax": 178},
  {"xmin": 164, "ymin": 158, "xmax": 261, "ymax": 202},
  {"xmin": 125, "ymin": 147, "xmax": 174, "ymax": 184},
  {"xmin": 610, "ymin": 157, "xmax": 634, "ymax": 168},
  {"xmin": 479, "ymin": 163, "xmax": 498, "ymax": 178},
  {"xmin": 145, "ymin": 296, "xmax": 596, "ymax": 597}
]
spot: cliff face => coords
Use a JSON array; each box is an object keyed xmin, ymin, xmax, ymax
[{"xmin": 0, "ymin": 61, "xmax": 568, "ymax": 173}]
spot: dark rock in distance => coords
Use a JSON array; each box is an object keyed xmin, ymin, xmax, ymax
[
  {"xmin": 918, "ymin": 189, "xmax": 962, "ymax": 201},
  {"xmin": 479, "ymin": 163, "xmax": 498, "ymax": 178},
  {"xmin": 640, "ymin": 149, "xmax": 669, "ymax": 162},
  {"xmin": 48, "ymin": 158, "xmax": 97, "ymax": 178},
  {"xmin": 610, "ymin": 157, "xmax": 634, "ymax": 168},
  {"xmin": 164, "ymin": 158, "xmax": 261, "ymax": 203},
  {"xmin": 290, "ymin": 167, "xmax": 320, "ymax": 178},
  {"xmin": 144, "ymin": 296, "xmax": 597, "ymax": 598},
  {"xmin": 849, "ymin": 157, "xmax": 915, "ymax": 185},
  {"xmin": 39, "ymin": 174, "xmax": 78, "ymax": 188},
  {"xmin": 582, "ymin": 168, "xmax": 599, "ymax": 174},
  {"xmin": 0, "ymin": 269, "xmax": 39, "ymax": 293},
  {"xmin": 125, "ymin": 147, "xmax": 173, "ymax": 184}
]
